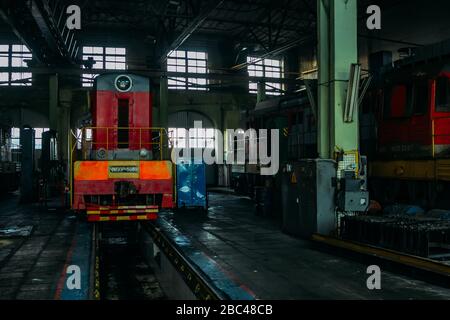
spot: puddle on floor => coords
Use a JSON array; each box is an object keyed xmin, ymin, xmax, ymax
[
  {"xmin": 104, "ymin": 237, "xmax": 128, "ymax": 245},
  {"xmin": 0, "ymin": 225, "xmax": 34, "ymax": 237},
  {"xmin": 0, "ymin": 239, "xmax": 14, "ymax": 246}
]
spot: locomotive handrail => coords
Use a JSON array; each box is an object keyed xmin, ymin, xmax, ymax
[
  {"xmin": 69, "ymin": 126, "xmax": 172, "ymax": 207},
  {"xmin": 76, "ymin": 126, "xmax": 171, "ymax": 161}
]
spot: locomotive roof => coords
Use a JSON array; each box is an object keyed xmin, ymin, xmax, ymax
[
  {"xmin": 381, "ymin": 38, "xmax": 450, "ymax": 80},
  {"xmin": 94, "ymin": 73, "xmax": 150, "ymax": 92},
  {"xmin": 382, "ymin": 59, "xmax": 450, "ymax": 84}
]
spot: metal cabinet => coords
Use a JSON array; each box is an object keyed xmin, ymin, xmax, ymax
[{"xmin": 281, "ymin": 159, "xmax": 336, "ymax": 238}]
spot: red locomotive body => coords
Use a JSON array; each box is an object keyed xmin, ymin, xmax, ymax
[
  {"xmin": 369, "ymin": 63, "xmax": 450, "ymax": 208},
  {"xmin": 376, "ymin": 65, "xmax": 450, "ymax": 159},
  {"xmin": 92, "ymin": 74, "xmax": 152, "ymax": 151},
  {"xmin": 72, "ymin": 74, "xmax": 174, "ymax": 222}
]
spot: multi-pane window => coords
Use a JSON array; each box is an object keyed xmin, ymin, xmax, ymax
[
  {"xmin": 82, "ymin": 46, "xmax": 127, "ymax": 87},
  {"xmin": 167, "ymin": 50, "xmax": 208, "ymax": 91},
  {"xmin": 168, "ymin": 128, "xmax": 215, "ymax": 149},
  {"xmin": 247, "ymin": 56, "xmax": 283, "ymax": 96},
  {"xmin": 34, "ymin": 128, "xmax": 50, "ymax": 150},
  {"xmin": 11, "ymin": 127, "xmax": 20, "ymax": 149},
  {"xmin": 0, "ymin": 44, "xmax": 32, "ymax": 86},
  {"xmin": 11, "ymin": 127, "xmax": 49, "ymax": 150}
]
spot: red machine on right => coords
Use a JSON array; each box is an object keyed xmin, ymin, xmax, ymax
[{"xmin": 369, "ymin": 57, "xmax": 450, "ymax": 209}]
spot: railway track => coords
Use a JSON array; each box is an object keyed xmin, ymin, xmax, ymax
[
  {"xmin": 88, "ymin": 210, "xmax": 450, "ymax": 300},
  {"xmin": 90, "ymin": 220, "xmax": 225, "ymax": 300},
  {"xmin": 92, "ymin": 223, "xmax": 166, "ymax": 300}
]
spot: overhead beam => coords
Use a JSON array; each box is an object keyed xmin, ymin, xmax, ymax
[
  {"xmin": 231, "ymin": 36, "xmax": 312, "ymax": 71},
  {"xmin": 0, "ymin": 1, "xmax": 44, "ymax": 63},
  {"xmin": 1, "ymin": 66, "xmax": 300, "ymax": 83},
  {"xmin": 30, "ymin": 0, "xmax": 77, "ymax": 64},
  {"xmin": 0, "ymin": 0, "xmax": 78, "ymax": 65},
  {"xmin": 273, "ymin": 0, "xmax": 292, "ymax": 48},
  {"xmin": 159, "ymin": 0, "xmax": 224, "ymax": 64},
  {"xmin": 148, "ymin": 14, "xmax": 304, "ymax": 32}
]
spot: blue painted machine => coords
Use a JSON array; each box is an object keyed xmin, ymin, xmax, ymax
[{"xmin": 176, "ymin": 160, "xmax": 207, "ymax": 210}]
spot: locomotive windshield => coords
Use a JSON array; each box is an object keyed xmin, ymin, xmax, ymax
[
  {"xmin": 435, "ymin": 76, "xmax": 450, "ymax": 112},
  {"xmin": 383, "ymin": 81, "xmax": 428, "ymax": 118}
]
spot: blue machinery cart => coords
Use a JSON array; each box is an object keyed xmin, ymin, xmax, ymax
[{"xmin": 176, "ymin": 160, "xmax": 207, "ymax": 210}]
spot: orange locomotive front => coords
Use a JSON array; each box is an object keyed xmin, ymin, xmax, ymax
[{"xmin": 71, "ymin": 73, "xmax": 174, "ymax": 222}]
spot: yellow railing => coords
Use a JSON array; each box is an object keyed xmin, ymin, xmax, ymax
[
  {"xmin": 69, "ymin": 126, "xmax": 169, "ymax": 207},
  {"xmin": 75, "ymin": 127, "xmax": 168, "ymax": 161}
]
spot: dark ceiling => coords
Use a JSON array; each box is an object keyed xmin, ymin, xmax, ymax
[
  {"xmin": 82, "ymin": 0, "xmax": 316, "ymax": 51},
  {"xmin": 0, "ymin": 0, "xmax": 411, "ymax": 67}
]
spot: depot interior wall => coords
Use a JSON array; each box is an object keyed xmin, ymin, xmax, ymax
[
  {"xmin": 296, "ymin": 0, "xmax": 450, "ymax": 77},
  {"xmin": 0, "ymin": 28, "xmax": 49, "ymax": 128},
  {"xmin": 5, "ymin": 1, "xmax": 450, "ymax": 130}
]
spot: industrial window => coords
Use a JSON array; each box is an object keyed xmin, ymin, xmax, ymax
[
  {"xmin": 10, "ymin": 127, "xmax": 49, "ymax": 150},
  {"xmin": 11, "ymin": 127, "xmax": 20, "ymax": 149},
  {"xmin": 0, "ymin": 44, "xmax": 32, "ymax": 86},
  {"xmin": 167, "ymin": 50, "xmax": 208, "ymax": 91},
  {"xmin": 34, "ymin": 128, "xmax": 50, "ymax": 150},
  {"xmin": 168, "ymin": 128, "xmax": 215, "ymax": 149},
  {"xmin": 82, "ymin": 46, "xmax": 127, "ymax": 87},
  {"xmin": 247, "ymin": 57, "xmax": 283, "ymax": 96}
]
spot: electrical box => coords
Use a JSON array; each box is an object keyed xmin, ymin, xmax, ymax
[
  {"xmin": 336, "ymin": 155, "xmax": 370, "ymax": 212},
  {"xmin": 337, "ymin": 191, "xmax": 369, "ymax": 212},
  {"xmin": 281, "ymin": 159, "xmax": 336, "ymax": 238}
]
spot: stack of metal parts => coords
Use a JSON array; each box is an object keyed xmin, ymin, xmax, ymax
[{"xmin": 340, "ymin": 215, "xmax": 450, "ymax": 259}]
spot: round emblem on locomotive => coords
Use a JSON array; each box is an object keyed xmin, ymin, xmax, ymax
[{"xmin": 114, "ymin": 75, "xmax": 133, "ymax": 92}]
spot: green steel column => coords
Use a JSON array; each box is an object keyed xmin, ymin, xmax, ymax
[
  {"xmin": 317, "ymin": 0, "xmax": 358, "ymax": 158},
  {"xmin": 49, "ymin": 74, "xmax": 59, "ymax": 131}
]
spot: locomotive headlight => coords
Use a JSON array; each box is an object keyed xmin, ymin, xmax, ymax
[
  {"xmin": 97, "ymin": 148, "xmax": 107, "ymax": 160},
  {"xmin": 140, "ymin": 148, "xmax": 149, "ymax": 158},
  {"xmin": 115, "ymin": 75, "xmax": 132, "ymax": 92}
]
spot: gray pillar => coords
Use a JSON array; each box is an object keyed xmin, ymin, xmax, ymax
[
  {"xmin": 59, "ymin": 89, "xmax": 72, "ymax": 178},
  {"xmin": 257, "ymin": 81, "xmax": 266, "ymax": 103},
  {"xmin": 49, "ymin": 74, "xmax": 59, "ymax": 131},
  {"xmin": 284, "ymin": 48, "xmax": 300, "ymax": 94}
]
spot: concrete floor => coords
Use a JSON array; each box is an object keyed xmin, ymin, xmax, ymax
[
  {"xmin": 1, "ymin": 191, "xmax": 450, "ymax": 300},
  {"xmin": 0, "ymin": 194, "xmax": 79, "ymax": 300},
  {"xmin": 161, "ymin": 193, "xmax": 450, "ymax": 300}
]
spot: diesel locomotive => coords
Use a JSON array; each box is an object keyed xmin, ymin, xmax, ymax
[{"xmin": 71, "ymin": 73, "xmax": 174, "ymax": 222}]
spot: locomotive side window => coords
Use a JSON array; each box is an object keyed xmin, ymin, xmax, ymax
[
  {"xmin": 412, "ymin": 80, "xmax": 428, "ymax": 115},
  {"xmin": 384, "ymin": 85, "xmax": 409, "ymax": 118},
  {"xmin": 436, "ymin": 77, "xmax": 450, "ymax": 112}
]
